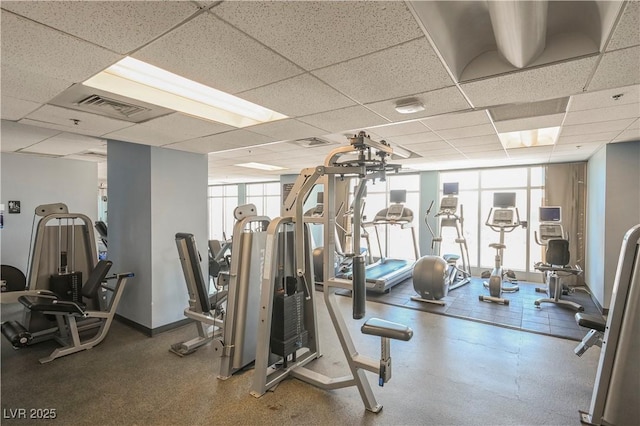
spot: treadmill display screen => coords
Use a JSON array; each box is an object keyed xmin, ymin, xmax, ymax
[
  {"xmin": 539, "ymin": 206, "xmax": 561, "ymax": 222},
  {"xmin": 443, "ymin": 182, "xmax": 459, "ymax": 195},
  {"xmin": 390, "ymin": 189, "xmax": 406, "ymax": 204},
  {"xmin": 493, "ymin": 192, "xmax": 516, "ymax": 208}
]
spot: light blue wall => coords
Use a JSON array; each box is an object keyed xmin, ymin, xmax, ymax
[
  {"xmin": 108, "ymin": 141, "xmax": 207, "ymax": 330},
  {"xmin": 419, "ymin": 171, "xmax": 439, "ymax": 257},
  {"xmin": 586, "ymin": 141, "xmax": 640, "ymax": 309},
  {"xmin": 0, "ymin": 153, "xmax": 97, "ymax": 276}
]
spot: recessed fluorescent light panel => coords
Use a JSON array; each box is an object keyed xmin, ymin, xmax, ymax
[
  {"xmin": 83, "ymin": 57, "xmax": 287, "ymax": 128},
  {"xmin": 498, "ymin": 126, "xmax": 560, "ymax": 149},
  {"xmin": 235, "ymin": 162, "xmax": 286, "ymax": 171}
]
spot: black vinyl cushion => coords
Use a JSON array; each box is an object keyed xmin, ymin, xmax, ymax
[
  {"xmin": 546, "ymin": 239, "xmax": 570, "ymax": 266},
  {"xmin": 18, "ymin": 260, "xmax": 112, "ymax": 314}
]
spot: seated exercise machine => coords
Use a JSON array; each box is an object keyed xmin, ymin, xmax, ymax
[
  {"xmin": 573, "ymin": 224, "xmax": 640, "ymax": 425},
  {"xmin": 208, "ymin": 237, "xmax": 231, "ymax": 284},
  {"xmin": 479, "ymin": 193, "xmax": 524, "ymax": 305},
  {"xmin": 412, "ymin": 182, "xmax": 471, "ymax": 305},
  {"xmin": 218, "ymin": 204, "xmax": 270, "ymax": 379},
  {"xmin": 171, "ymin": 233, "xmax": 228, "ymax": 356},
  {"xmin": 1, "ymin": 260, "xmax": 134, "ymax": 363},
  {"xmin": 533, "ymin": 207, "xmax": 583, "ymax": 311},
  {"xmin": 361, "ymin": 189, "xmax": 419, "ymax": 293},
  {"xmin": 251, "ymin": 131, "xmax": 413, "ymax": 413}
]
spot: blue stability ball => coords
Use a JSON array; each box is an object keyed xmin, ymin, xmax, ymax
[{"xmin": 413, "ymin": 255, "xmax": 448, "ymax": 300}]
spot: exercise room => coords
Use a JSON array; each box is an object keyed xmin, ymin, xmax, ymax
[{"xmin": 1, "ymin": 1, "xmax": 639, "ymax": 425}]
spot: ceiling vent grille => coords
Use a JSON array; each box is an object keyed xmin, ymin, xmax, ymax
[
  {"xmin": 76, "ymin": 95, "xmax": 149, "ymax": 118},
  {"xmin": 291, "ymin": 137, "xmax": 334, "ymax": 148},
  {"xmin": 489, "ymin": 97, "xmax": 569, "ymax": 122}
]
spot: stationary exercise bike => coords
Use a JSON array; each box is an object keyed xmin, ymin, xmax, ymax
[
  {"xmin": 412, "ymin": 182, "xmax": 471, "ymax": 305},
  {"xmin": 533, "ymin": 206, "xmax": 583, "ymax": 311},
  {"xmin": 479, "ymin": 193, "xmax": 523, "ymax": 305}
]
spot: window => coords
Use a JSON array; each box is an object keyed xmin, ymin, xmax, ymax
[
  {"xmin": 440, "ymin": 166, "xmax": 545, "ymax": 273},
  {"xmin": 208, "ymin": 184, "xmax": 238, "ymax": 241},
  {"xmin": 246, "ymin": 182, "xmax": 281, "ymax": 219},
  {"xmin": 357, "ymin": 173, "xmax": 421, "ymax": 261}
]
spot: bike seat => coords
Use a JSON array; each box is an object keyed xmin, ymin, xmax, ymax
[{"xmin": 489, "ymin": 243, "xmax": 506, "ymax": 250}]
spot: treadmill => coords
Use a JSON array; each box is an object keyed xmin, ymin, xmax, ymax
[{"xmin": 362, "ymin": 190, "xmax": 419, "ymax": 293}]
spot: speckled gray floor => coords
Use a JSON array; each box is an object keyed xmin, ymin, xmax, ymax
[{"xmin": 1, "ymin": 294, "xmax": 600, "ymax": 425}]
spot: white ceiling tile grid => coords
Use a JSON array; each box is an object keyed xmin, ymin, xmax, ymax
[{"xmin": 0, "ymin": 1, "xmax": 638, "ymax": 183}]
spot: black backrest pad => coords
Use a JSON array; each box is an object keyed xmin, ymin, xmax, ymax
[
  {"xmin": 81, "ymin": 260, "xmax": 113, "ymax": 299},
  {"xmin": 177, "ymin": 233, "xmax": 210, "ymax": 313},
  {"xmin": 547, "ymin": 239, "xmax": 570, "ymax": 266}
]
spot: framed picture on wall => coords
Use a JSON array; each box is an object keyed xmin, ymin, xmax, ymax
[{"xmin": 8, "ymin": 201, "xmax": 20, "ymax": 214}]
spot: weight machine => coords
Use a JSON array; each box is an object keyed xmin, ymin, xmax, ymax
[
  {"xmin": 574, "ymin": 224, "xmax": 640, "ymax": 425},
  {"xmin": 251, "ymin": 131, "xmax": 413, "ymax": 413}
]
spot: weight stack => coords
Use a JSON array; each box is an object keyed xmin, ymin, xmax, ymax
[
  {"xmin": 50, "ymin": 272, "xmax": 82, "ymax": 302},
  {"xmin": 270, "ymin": 290, "xmax": 308, "ymax": 357}
]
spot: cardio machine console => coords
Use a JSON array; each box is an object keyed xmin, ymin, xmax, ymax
[
  {"xmin": 492, "ymin": 209, "xmax": 514, "ymax": 225},
  {"xmin": 539, "ymin": 223, "xmax": 564, "ymax": 243},
  {"xmin": 439, "ymin": 197, "xmax": 458, "ymax": 214},
  {"xmin": 386, "ymin": 203, "xmax": 405, "ymax": 220}
]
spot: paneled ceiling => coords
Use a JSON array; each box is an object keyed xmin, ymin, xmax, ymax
[{"xmin": 1, "ymin": 1, "xmax": 638, "ymax": 184}]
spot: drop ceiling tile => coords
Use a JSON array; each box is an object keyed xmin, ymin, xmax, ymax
[
  {"xmin": 19, "ymin": 105, "xmax": 134, "ymax": 137},
  {"xmin": 238, "ymin": 74, "xmax": 356, "ymax": 118},
  {"xmin": 385, "ymin": 131, "xmax": 443, "ymax": 146},
  {"xmin": 606, "ymin": 1, "xmax": 640, "ymax": 51},
  {"xmin": 246, "ymin": 119, "xmax": 326, "ymax": 141},
  {"xmin": 406, "ymin": 145, "xmax": 461, "ymax": 157},
  {"xmin": 588, "ymin": 46, "xmax": 640, "ymax": 91},
  {"xmin": 560, "ymin": 118, "xmax": 636, "ymax": 136},
  {"xmin": 421, "ymin": 110, "xmax": 492, "ymax": 131},
  {"xmin": 564, "ymin": 103, "xmax": 639, "ymax": 126},
  {"xmin": 457, "ymin": 142, "xmax": 504, "ymax": 153},
  {"xmin": 298, "ymin": 106, "xmax": 389, "ymax": 134},
  {"xmin": 460, "ymin": 57, "xmax": 599, "ymax": 108},
  {"xmin": 557, "ymin": 131, "xmax": 620, "ymax": 145},
  {"xmin": 0, "ymin": 120, "xmax": 60, "ymax": 152},
  {"xmin": 212, "ymin": 1, "xmax": 423, "ymax": 70},
  {"xmin": 0, "ymin": 63, "xmax": 72, "ymax": 103},
  {"xmin": 313, "ymin": 38, "xmax": 454, "ymax": 104},
  {"xmin": 1, "ymin": 96, "xmax": 41, "ymax": 121},
  {"xmin": 569, "ymin": 84, "xmax": 640, "ymax": 111},
  {"xmin": 1, "ymin": 2, "xmax": 200, "ymax": 54},
  {"xmin": 141, "ymin": 113, "xmax": 235, "ymax": 138},
  {"xmin": 1, "ymin": 11, "xmax": 122, "ymax": 83},
  {"xmin": 133, "ymin": 13, "xmax": 302, "ymax": 95},
  {"xmin": 166, "ymin": 130, "xmax": 274, "ymax": 154},
  {"xmin": 103, "ymin": 124, "xmax": 187, "ymax": 146},
  {"xmin": 612, "ymin": 127, "xmax": 640, "ymax": 143},
  {"xmin": 367, "ymin": 121, "xmax": 429, "ymax": 138},
  {"xmin": 553, "ymin": 142, "xmax": 603, "ymax": 153},
  {"xmin": 366, "ymin": 86, "xmax": 471, "ymax": 122},
  {"xmin": 463, "ymin": 150, "xmax": 508, "ymax": 159},
  {"xmin": 506, "ymin": 146, "xmax": 554, "ymax": 157},
  {"xmin": 447, "ymin": 134, "xmax": 501, "ymax": 147},
  {"xmin": 21, "ymin": 132, "xmax": 105, "ymax": 156},
  {"xmin": 435, "ymin": 124, "xmax": 496, "ymax": 141}
]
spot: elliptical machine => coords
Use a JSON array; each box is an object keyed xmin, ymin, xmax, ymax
[
  {"xmin": 479, "ymin": 192, "xmax": 523, "ymax": 305},
  {"xmin": 412, "ymin": 182, "xmax": 471, "ymax": 305}
]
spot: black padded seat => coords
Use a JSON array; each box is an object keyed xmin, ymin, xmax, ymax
[
  {"xmin": 576, "ymin": 313, "xmax": 606, "ymax": 333},
  {"xmin": 361, "ymin": 318, "xmax": 413, "ymax": 341},
  {"xmin": 19, "ymin": 296, "xmax": 86, "ymax": 313},
  {"xmin": 18, "ymin": 260, "xmax": 112, "ymax": 315}
]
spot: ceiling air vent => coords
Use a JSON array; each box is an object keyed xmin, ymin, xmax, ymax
[
  {"xmin": 291, "ymin": 137, "xmax": 334, "ymax": 148},
  {"xmin": 49, "ymin": 84, "xmax": 174, "ymax": 123},
  {"xmin": 77, "ymin": 95, "xmax": 149, "ymax": 118}
]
